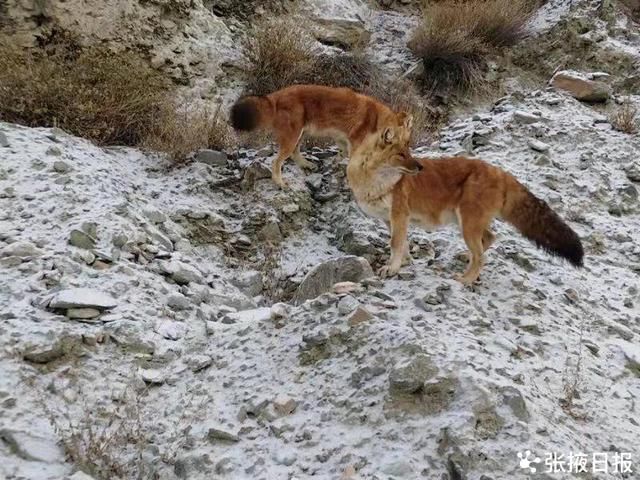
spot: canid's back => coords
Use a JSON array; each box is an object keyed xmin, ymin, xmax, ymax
[
  {"xmin": 267, "ymin": 84, "xmax": 392, "ymax": 124},
  {"xmin": 408, "ymin": 156, "xmax": 506, "ymax": 200}
]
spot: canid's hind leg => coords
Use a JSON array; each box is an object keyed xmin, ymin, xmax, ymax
[
  {"xmin": 457, "ymin": 209, "xmax": 491, "ymax": 285},
  {"xmin": 291, "ymin": 135, "xmax": 317, "ymax": 172},
  {"xmin": 272, "ymin": 125, "xmax": 302, "ymax": 188}
]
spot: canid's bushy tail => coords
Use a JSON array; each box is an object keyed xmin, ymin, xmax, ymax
[
  {"xmin": 229, "ymin": 96, "xmax": 272, "ymax": 132},
  {"xmin": 502, "ymin": 176, "xmax": 584, "ymax": 267}
]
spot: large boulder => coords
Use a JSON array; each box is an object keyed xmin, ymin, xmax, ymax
[
  {"xmin": 293, "ymin": 256, "xmax": 374, "ymax": 305},
  {"xmin": 550, "ymin": 70, "xmax": 611, "ymax": 103}
]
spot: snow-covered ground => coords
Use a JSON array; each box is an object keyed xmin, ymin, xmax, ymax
[{"xmin": 1, "ymin": 78, "xmax": 639, "ymax": 479}]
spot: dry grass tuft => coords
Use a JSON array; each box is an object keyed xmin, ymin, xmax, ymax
[
  {"xmin": 609, "ymin": 100, "xmax": 638, "ymax": 134},
  {"xmin": 0, "ymin": 42, "xmax": 169, "ymax": 146},
  {"xmin": 144, "ymin": 101, "xmax": 235, "ymax": 162},
  {"xmin": 0, "ymin": 39, "xmax": 235, "ymax": 161},
  {"xmin": 409, "ymin": 0, "xmax": 537, "ymax": 91},
  {"xmin": 241, "ymin": 15, "xmax": 318, "ymax": 96}
]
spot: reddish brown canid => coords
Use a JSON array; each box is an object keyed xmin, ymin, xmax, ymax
[
  {"xmin": 347, "ymin": 147, "xmax": 584, "ymax": 284},
  {"xmin": 230, "ymin": 84, "xmax": 413, "ymax": 188}
]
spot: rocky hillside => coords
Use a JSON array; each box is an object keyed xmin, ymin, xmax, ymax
[{"xmin": 1, "ymin": 0, "xmax": 640, "ymax": 479}]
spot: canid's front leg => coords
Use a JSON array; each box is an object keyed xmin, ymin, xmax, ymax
[
  {"xmin": 384, "ymin": 220, "xmax": 412, "ymax": 266},
  {"xmin": 378, "ymin": 205, "xmax": 409, "ymax": 278}
]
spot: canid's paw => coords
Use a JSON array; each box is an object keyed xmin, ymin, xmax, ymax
[
  {"xmin": 401, "ymin": 254, "xmax": 413, "ymax": 267},
  {"xmin": 297, "ymin": 159, "xmax": 317, "ymax": 171},
  {"xmin": 455, "ymin": 273, "xmax": 479, "ymax": 286},
  {"xmin": 271, "ymin": 175, "xmax": 288, "ymax": 189},
  {"xmin": 378, "ymin": 264, "xmax": 400, "ymax": 278}
]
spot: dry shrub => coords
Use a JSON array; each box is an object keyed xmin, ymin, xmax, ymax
[
  {"xmin": 0, "ymin": 39, "xmax": 234, "ymax": 161},
  {"xmin": 409, "ymin": 0, "xmax": 537, "ymax": 91},
  {"xmin": 241, "ymin": 15, "xmax": 318, "ymax": 96},
  {"xmin": 144, "ymin": 101, "xmax": 235, "ymax": 162},
  {"xmin": 610, "ymin": 100, "xmax": 638, "ymax": 134},
  {"xmin": 0, "ymin": 42, "xmax": 170, "ymax": 146}
]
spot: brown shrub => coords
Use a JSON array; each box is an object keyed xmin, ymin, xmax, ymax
[
  {"xmin": 0, "ymin": 43, "xmax": 170, "ymax": 146},
  {"xmin": 409, "ymin": 0, "xmax": 538, "ymax": 91},
  {"xmin": 240, "ymin": 15, "xmax": 318, "ymax": 96},
  {"xmin": 0, "ymin": 40, "xmax": 234, "ymax": 161},
  {"xmin": 144, "ymin": 101, "xmax": 235, "ymax": 162},
  {"xmin": 609, "ymin": 100, "xmax": 638, "ymax": 134}
]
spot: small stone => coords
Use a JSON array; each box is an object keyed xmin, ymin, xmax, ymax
[
  {"xmin": 195, "ymin": 149, "xmax": 227, "ymax": 166},
  {"xmin": 112, "ymin": 233, "xmax": 129, "ymax": 248},
  {"xmin": 48, "ymin": 288, "xmax": 117, "ymax": 311},
  {"xmin": 0, "ymin": 429, "xmax": 64, "ymax": 463},
  {"xmin": 501, "ymin": 386, "xmax": 530, "ymax": 422},
  {"xmin": 272, "ymin": 448, "xmax": 297, "ymax": 466},
  {"xmin": 52, "ymin": 160, "xmax": 72, "ymax": 173},
  {"xmin": 68, "ymin": 229, "xmax": 96, "ymax": 250},
  {"xmin": 139, "ymin": 368, "xmax": 166, "ymax": 385},
  {"xmin": 167, "ymin": 293, "xmax": 192, "ymax": 311},
  {"xmin": 0, "ymin": 131, "xmax": 9, "ymax": 147},
  {"xmin": 624, "ymin": 163, "xmax": 640, "ymax": 183},
  {"xmin": 513, "ymin": 110, "xmax": 542, "ymax": 124},
  {"xmin": 0, "ymin": 241, "xmax": 43, "ymax": 258},
  {"xmin": 208, "ymin": 426, "xmax": 240, "ymax": 443},
  {"xmin": 348, "ymin": 306, "xmax": 374, "ymax": 326},
  {"xmin": 154, "ymin": 320, "xmax": 186, "ymax": 340},
  {"xmin": 389, "ymin": 353, "xmax": 438, "ymax": 394},
  {"xmin": 161, "ymin": 260, "xmax": 204, "ymax": 285},
  {"xmin": 66, "ymin": 308, "xmax": 101, "ymax": 320},
  {"xmin": 528, "ymin": 139, "xmax": 550, "ymax": 153},
  {"xmin": 273, "ymin": 395, "xmax": 298, "ymax": 416},
  {"xmin": 337, "ymin": 295, "xmax": 359, "ymax": 315},
  {"xmin": 186, "ymin": 354, "xmax": 213, "ymax": 372},
  {"xmin": 282, "ymin": 203, "xmax": 299, "ymax": 214},
  {"xmin": 45, "ymin": 146, "xmax": 62, "ymax": 156}
]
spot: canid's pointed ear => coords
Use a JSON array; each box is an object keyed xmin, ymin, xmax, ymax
[{"xmin": 382, "ymin": 127, "xmax": 395, "ymax": 144}]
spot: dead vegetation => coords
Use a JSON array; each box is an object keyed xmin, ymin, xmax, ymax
[
  {"xmin": 0, "ymin": 37, "xmax": 234, "ymax": 161},
  {"xmin": 409, "ymin": 0, "xmax": 538, "ymax": 92},
  {"xmin": 609, "ymin": 99, "xmax": 638, "ymax": 134},
  {"xmin": 143, "ymin": 100, "xmax": 235, "ymax": 163},
  {"xmin": 36, "ymin": 379, "xmax": 205, "ymax": 480}
]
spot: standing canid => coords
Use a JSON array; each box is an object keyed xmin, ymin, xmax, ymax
[
  {"xmin": 230, "ymin": 84, "xmax": 413, "ymax": 188},
  {"xmin": 346, "ymin": 144, "xmax": 584, "ymax": 284}
]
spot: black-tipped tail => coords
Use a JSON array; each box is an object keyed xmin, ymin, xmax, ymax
[
  {"xmin": 230, "ymin": 96, "xmax": 262, "ymax": 132},
  {"xmin": 503, "ymin": 179, "xmax": 584, "ymax": 267}
]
